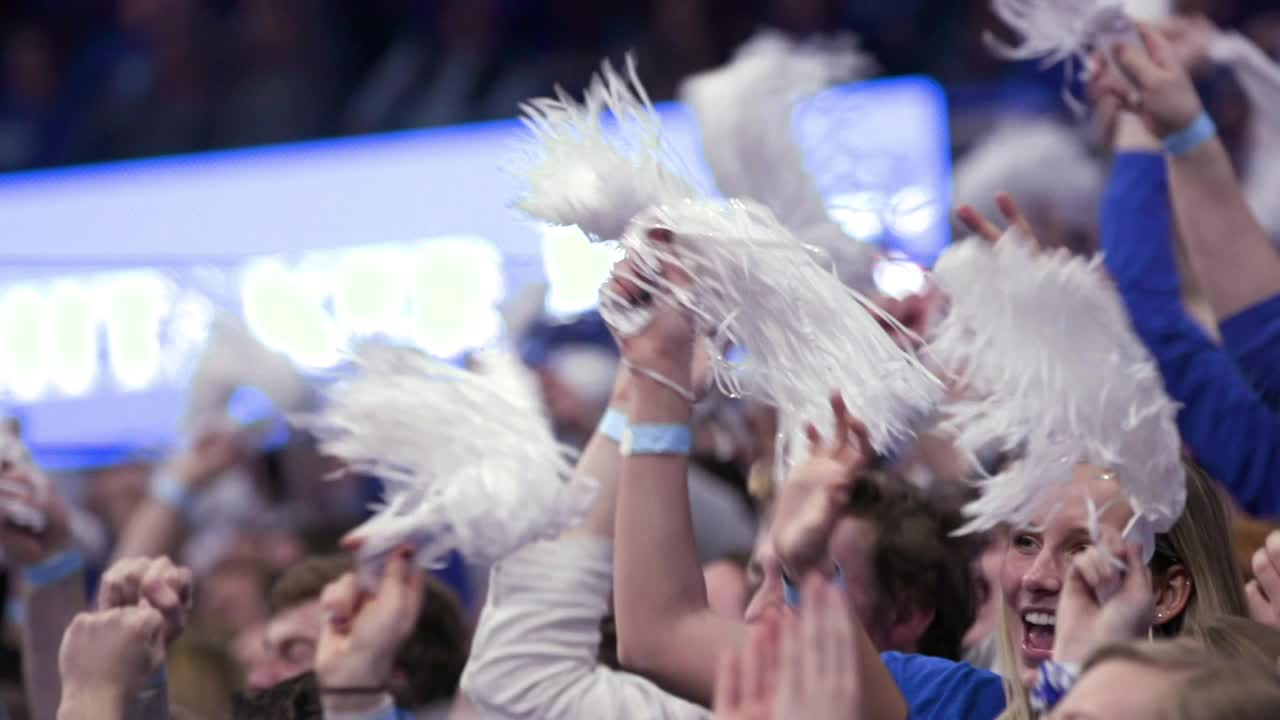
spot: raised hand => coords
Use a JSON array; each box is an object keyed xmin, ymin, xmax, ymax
[
  {"xmin": 58, "ymin": 605, "xmax": 167, "ymax": 716},
  {"xmin": 315, "ymin": 548, "xmax": 425, "ymax": 714},
  {"xmin": 601, "ymin": 228, "xmax": 699, "ymax": 396},
  {"xmin": 713, "ymin": 614, "xmax": 781, "ymax": 720},
  {"xmin": 1052, "ymin": 528, "xmax": 1153, "ymax": 666},
  {"xmin": 1246, "ymin": 530, "xmax": 1280, "ymax": 630},
  {"xmin": 167, "ymin": 429, "xmax": 244, "ymax": 493},
  {"xmin": 955, "ymin": 192, "xmax": 1040, "ymax": 248},
  {"xmin": 1155, "ymin": 14, "xmax": 1217, "ymax": 74},
  {"xmin": 770, "ymin": 394, "xmax": 872, "ymax": 578},
  {"xmin": 1093, "ymin": 22, "xmax": 1206, "ymax": 139},
  {"xmin": 774, "ymin": 575, "xmax": 860, "ymax": 720},
  {"xmin": 97, "ymin": 556, "xmax": 194, "ymax": 645},
  {"xmin": 0, "ymin": 460, "xmax": 71, "ymax": 568}
]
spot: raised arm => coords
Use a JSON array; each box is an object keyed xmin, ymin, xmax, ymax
[
  {"xmin": 607, "ymin": 241, "xmax": 747, "ymax": 704},
  {"xmin": 1110, "ymin": 24, "xmax": 1280, "ymax": 322},
  {"xmin": 1, "ymin": 463, "xmax": 86, "ymax": 720},
  {"xmin": 113, "ymin": 431, "xmax": 242, "ymax": 561},
  {"xmin": 461, "ymin": 367, "xmax": 709, "ymax": 719},
  {"xmin": 1094, "ymin": 105, "xmax": 1280, "ymax": 516}
]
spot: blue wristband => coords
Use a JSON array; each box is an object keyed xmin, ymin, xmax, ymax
[
  {"xmin": 21, "ymin": 547, "xmax": 84, "ymax": 588},
  {"xmin": 150, "ymin": 473, "xmax": 194, "ymax": 517},
  {"xmin": 598, "ymin": 408, "xmax": 628, "ymax": 444},
  {"xmin": 782, "ymin": 561, "xmax": 845, "ymax": 609},
  {"xmin": 621, "ymin": 424, "xmax": 692, "ymax": 456},
  {"xmin": 1164, "ymin": 111, "xmax": 1216, "ymax": 157}
]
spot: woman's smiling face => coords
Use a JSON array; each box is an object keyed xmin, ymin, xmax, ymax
[{"xmin": 999, "ymin": 464, "xmax": 1135, "ymax": 687}]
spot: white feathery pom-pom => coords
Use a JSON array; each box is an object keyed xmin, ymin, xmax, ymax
[
  {"xmin": 987, "ymin": 0, "xmax": 1137, "ymax": 110},
  {"xmin": 607, "ymin": 199, "xmax": 943, "ymax": 456},
  {"xmin": 680, "ymin": 31, "xmax": 880, "ymax": 293},
  {"xmin": 468, "ymin": 347, "xmax": 546, "ymax": 415},
  {"xmin": 927, "ymin": 231, "xmax": 1184, "ymax": 556},
  {"xmin": 185, "ymin": 315, "xmax": 311, "ymax": 436},
  {"xmin": 1210, "ymin": 30, "xmax": 1280, "ymax": 243},
  {"xmin": 304, "ymin": 344, "xmax": 594, "ymax": 569},
  {"xmin": 511, "ymin": 55, "xmax": 700, "ymax": 242},
  {"xmin": 953, "ymin": 120, "xmax": 1103, "ymax": 238}
]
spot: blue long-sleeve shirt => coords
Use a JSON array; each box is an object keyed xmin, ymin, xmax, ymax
[
  {"xmin": 1101, "ymin": 152, "xmax": 1280, "ymax": 517},
  {"xmin": 1221, "ymin": 294, "xmax": 1280, "ymax": 408}
]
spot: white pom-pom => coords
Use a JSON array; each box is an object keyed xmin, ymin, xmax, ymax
[
  {"xmin": 987, "ymin": 0, "xmax": 1137, "ymax": 111},
  {"xmin": 953, "ymin": 120, "xmax": 1103, "ymax": 238},
  {"xmin": 928, "ymin": 231, "xmax": 1185, "ymax": 551},
  {"xmin": 185, "ymin": 315, "xmax": 311, "ymax": 436},
  {"xmin": 511, "ymin": 55, "xmax": 700, "ymax": 242},
  {"xmin": 680, "ymin": 31, "xmax": 880, "ymax": 293},
  {"xmin": 610, "ymin": 199, "xmax": 943, "ymax": 455},
  {"xmin": 304, "ymin": 344, "xmax": 594, "ymax": 569},
  {"xmin": 988, "ymin": 0, "xmax": 1133, "ymax": 65}
]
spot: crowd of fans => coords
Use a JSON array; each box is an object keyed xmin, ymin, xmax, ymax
[
  {"xmin": 0, "ymin": 0, "xmax": 1276, "ymax": 173},
  {"xmin": 2, "ymin": 1, "xmax": 1280, "ymax": 719}
]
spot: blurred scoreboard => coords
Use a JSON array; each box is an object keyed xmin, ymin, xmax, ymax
[{"xmin": 0, "ymin": 76, "xmax": 949, "ymax": 466}]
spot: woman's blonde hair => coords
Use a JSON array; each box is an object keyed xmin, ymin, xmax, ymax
[
  {"xmin": 1150, "ymin": 460, "xmax": 1249, "ymax": 639},
  {"xmin": 1083, "ymin": 631, "xmax": 1280, "ymax": 720}
]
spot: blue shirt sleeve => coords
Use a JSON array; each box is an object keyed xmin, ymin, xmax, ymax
[
  {"xmin": 1220, "ymin": 294, "xmax": 1280, "ymax": 408},
  {"xmin": 1101, "ymin": 152, "xmax": 1280, "ymax": 517},
  {"xmin": 881, "ymin": 652, "xmax": 1006, "ymax": 720}
]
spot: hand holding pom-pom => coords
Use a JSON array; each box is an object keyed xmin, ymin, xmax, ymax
[{"xmin": 602, "ymin": 228, "xmax": 699, "ymax": 392}]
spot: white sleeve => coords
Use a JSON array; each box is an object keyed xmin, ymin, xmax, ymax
[{"xmin": 460, "ymin": 536, "xmax": 710, "ymax": 720}]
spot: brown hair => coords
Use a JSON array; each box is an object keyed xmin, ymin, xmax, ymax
[
  {"xmin": 846, "ymin": 471, "xmax": 980, "ymax": 660},
  {"xmin": 266, "ymin": 554, "xmax": 468, "ymax": 710},
  {"xmin": 268, "ymin": 554, "xmax": 352, "ymax": 612},
  {"xmin": 389, "ymin": 575, "xmax": 470, "ymax": 710}
]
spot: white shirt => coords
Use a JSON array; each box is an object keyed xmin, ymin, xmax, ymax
[{"xmin": 461, "ymin": 536, "xmax": 711, "ymax": 720}]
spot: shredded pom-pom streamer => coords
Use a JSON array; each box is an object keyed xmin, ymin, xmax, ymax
[
  {"xmin": 185, "ymin": 315, "xmax": 312, "ymax": 436},
  {"xmin": 605, "ymin": 199, "xmax": 943, "ymax": 456},
  {"xmin": 928, "ymin": 231, "xmax": 1185, "ymax": 553},
  {"xmin": 303, "ymin": 344, "xmax": 594, "ymax": 569},
  {"xmin": 511, "ymin": 55, "xmax": 700, "ymax": 242},
  {"xmin": 680, "ymin": 31, "xmax": 880, "ymax": 293}
]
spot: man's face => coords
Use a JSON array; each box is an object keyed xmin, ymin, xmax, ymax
[
  {"xmin": 245, "ymin": 599, "xmax": 325, "ymax": 692},
  {"xmin": 742, "ymin": 516, "xmax": 911, "ymax": 652}
]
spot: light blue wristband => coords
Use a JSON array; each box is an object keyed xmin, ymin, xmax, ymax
[
  {"xmin": 782, "ymin": 562, "xmax": 845, "ymax": 609},
  {"xmin": 1164, "ymin": 111, "xmax": 1216, "ymax": 157},
  {"xmin": 21, "ymin": 547, "xmax": 85, "ymax": 589},
  {"xmin": 598, "ymin": 408, "xmax": 628, "ymax": 444},
  {"xmin": 149, "ymin": 472, "xmax": 194, "ymax": 518},
  {"xmin": 621, "ymin": 424, "xmax": 692, "ymax": 456}
]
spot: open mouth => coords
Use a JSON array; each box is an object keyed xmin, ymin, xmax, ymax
[{"xmin": 1021, "ymin": 610, "xmax": 1056, "ymax": 658}]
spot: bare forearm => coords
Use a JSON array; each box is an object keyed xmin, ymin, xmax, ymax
[
  {"xmin": 57, "ymin": 689, "xmax": 125, "ymax": 720},
  {"xmin": 614, "ymin": 373, "xmax": 738, "ymax": 701},
  {"xmin": 113, "ymin": 502, "xmax": 184, "ymax": 561},
  {"xmin": 1168, "ymin": 136, "xmax": 1280, "ymax": 318},
  {"xmin": 23, "ymin": 574, "xmax": 87, "ymax": 720}
]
